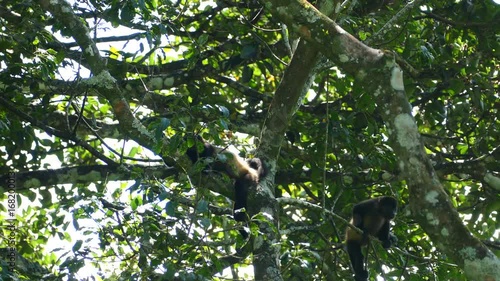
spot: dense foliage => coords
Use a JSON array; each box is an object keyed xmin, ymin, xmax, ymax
[{"xmin": 0, "ymin": 0, "xmax": 499, "ymax": 280}]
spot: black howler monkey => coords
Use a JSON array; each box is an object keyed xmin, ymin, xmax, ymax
[
  {"xmin": 345, "ymin": 196, "xmax": 397, "ymax": 281},
  {"xmin": 186, "ymin": 136, "xmax": 267, "ymax": 237}
]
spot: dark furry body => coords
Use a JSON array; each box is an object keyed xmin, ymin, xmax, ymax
[{"xmin": 345, "ymin": 196, "xmax": 397, "ymax": 281}]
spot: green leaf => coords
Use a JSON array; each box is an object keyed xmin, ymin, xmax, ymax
[
  {"xmin": 40, "ymin": 189, "xmax": 52, "ymax": 205},
  {"xmin": 72, "ymin": 218, "xmax": 80, "ymax": 231},
  {"xmin": 199, "ymin": 218, "xmax": 211, "ymax": 228},
  {"xmin": 26, "ymin": 190, "xmax": 37, "ymax": 202},
  {"xmin": 39, "ymin": 138, "xmax": 53, "ymax": 146},
  {"xmin": 127, "ymin": 180, "xmax": 142, "ymax": 192},
  {"xmin": 241, "ymin": 66, "xmax": 253, "ymax": 83},
  {"xmin": 165, "ymin": 201, "xmax": 176, "ymax": 217},
  {"xmin": 131, "ymin": 197, "xmax": 142, "ymax": 210},
  {"xmin": 72, "ymin": 240, "xmax": 83, "ymax": 252},
  {"xmin": 241, "ymin": 44, "xmax": 258, "ymax": 59},
  {"xmin": 196, "ymin": 200, "xmax": 208, "ymax": 213},
  {"xmin": 154, "ymin": 117, "xmax": 170, "ymax": 140},
  {"xmin": 120, "ymin": 4, "xmax": 135, "ymax": 22},
  {"xmin": 217, "ymin": 105, "xmax": 229, "ymax": 117},
  {"xmin": 456, "ymin": 143, "xmax": 468, "ymax": 154},
  {"xmin": 198, "ymin": 34, "xmax": 209, "ymax": 46},
  {"xmin": 128, "ymin": 146, "xmax": 139, "ymax": 157}
]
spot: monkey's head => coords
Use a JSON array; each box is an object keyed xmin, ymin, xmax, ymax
[{"xmin": 378, "ymin": 196, "xmax": 397, "ymax": 219}]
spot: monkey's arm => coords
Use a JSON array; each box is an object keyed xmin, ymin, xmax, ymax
[{"xmin": 377, "ymin": 221, "xmax": 397, "ymax": 249}]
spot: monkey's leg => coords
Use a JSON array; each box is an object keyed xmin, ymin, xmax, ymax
[{"xmin": 347, "ymin": 241, "xmax": 368, "ymax": 281}]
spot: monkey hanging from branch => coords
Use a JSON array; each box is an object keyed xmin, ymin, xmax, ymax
[
  {"xmin": 186, "ymin": 135, "xmax": 267, "ymax": 238},
  {"xmin": 345, "ymin": 196, "xmax": 398, "ymax": 281}
]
